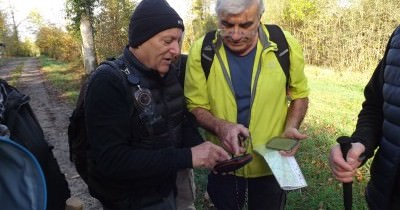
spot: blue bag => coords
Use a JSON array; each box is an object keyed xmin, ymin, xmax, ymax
[{"xmin": 0, "ymin": 135, "xmax": 47, "ymax": 210}]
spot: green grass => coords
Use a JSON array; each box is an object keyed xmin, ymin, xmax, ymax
[
  {"xmin": 40, "ymin": 57, "xmax": 373, "ymax": 209},
  {"xmin": 193, "ymin": 66, "xmax": 372, "ymax": 210},
  {"xmin": 0, "ymin": 57, "xmax": 25, "ymax": 86},
  {"xmin": 9, "ymin": 64, "xmax": 24, "ymax": 87},
  {"xmin": 284, "ymin": 66, "xmax": 371, "ymax": 210},
  {"xmin": 38, "ymin": 56, "xmax": 85, "ymax": 105}
]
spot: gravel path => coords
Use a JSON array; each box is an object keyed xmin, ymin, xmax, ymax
[{"xmin": 0, "ymin": 57, "xmax": 103, "ymax": 210}]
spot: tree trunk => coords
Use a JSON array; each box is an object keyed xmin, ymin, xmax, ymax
[{"xmin": 80, "ymin": 14, "xmax": 97, "ymax": 74}]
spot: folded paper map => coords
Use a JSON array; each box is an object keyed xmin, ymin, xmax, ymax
[{"xmin": 254, "ymin": 144, "xmax": 307, "ymax": 190}]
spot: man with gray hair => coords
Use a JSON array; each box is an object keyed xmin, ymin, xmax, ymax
[{"xmin": 184, "ymin": 0, "xmax": 310, "ymax": 209}]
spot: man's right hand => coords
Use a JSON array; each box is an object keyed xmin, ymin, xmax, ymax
[
  {"xmin": 215, "ymin": 121, "xmax": 249, "ymax": 155},
  {"xmin": 191, "ymin": 141, "xmax": 231, "ymax": 169},
  {"xmin": 191, "ymin": 108, "xmax": 248, "ymax": 156},
  {"xmin": 328, "ymin": 142, "xmax": 365, "ymax": 183}
]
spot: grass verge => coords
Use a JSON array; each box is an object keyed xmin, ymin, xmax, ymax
[
  {"xmin": 194, "ymin": 66, "xmax": 372, "ymax": 210},
  {"xmin": 9, "ymin": 64, "xmax": 24, "ymax": 87},
  {"xmin": 40, "ymin": 57, "xmax": 374, "ymax": 209},
  {"xmin": 38, "ymin": 56, "xmax": 85, "ymax": 105}
]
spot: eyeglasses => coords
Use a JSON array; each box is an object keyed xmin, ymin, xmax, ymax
[{"xmin": 217, "ymin": 27, "xmax": 257, "ymax": 38}]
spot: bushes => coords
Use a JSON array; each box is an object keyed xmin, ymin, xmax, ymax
[
  {"xmin": 36, "ymin": 26, "xmax": 81, "ymax": 62},
  {"xmin": 264, "ymin": 0, "xmax": 400, "ymax": 73}
]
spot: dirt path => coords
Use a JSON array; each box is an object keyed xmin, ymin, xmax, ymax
[{"xmin": 0, "ymin": 57, "xmax": 102, "ymax": 209}]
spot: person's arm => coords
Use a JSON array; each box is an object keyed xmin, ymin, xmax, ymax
[
  {"xmin": 279, "ymin": 98, "xmax": 308, "ymax": 156},
  {"xmin": 284, "ymin": 97, "xmax": 309, "ymax": 136},
  {"xmin": 351, "ymin": 60, "xmax": 384, "ymax": 159},
  {"xmin": 329, "ymin": 60, "xmax": 384, "ymax": 182},
  {"xmin": 85, "ymin": 70, "xmax": 190, "ymax": 180},
  {"xmin": 86, "ymin": 70, "xmax": 229, "ymax": 181},
  {"xmin": 279, "ymin": 31, "xmax": 310, "ymax": 155}
]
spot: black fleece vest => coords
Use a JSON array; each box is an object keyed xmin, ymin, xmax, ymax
[{"xmin": 129, "ymin": 66, "xmax": 185, "ymax": 150}]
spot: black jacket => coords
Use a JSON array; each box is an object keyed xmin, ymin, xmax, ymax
[
  {"xmin": 85, "ymin": 46, "xmax": 194, "ymax": 207},
  {"xmin": 352, "ymin": 26, "xmax": 400, "ymax": 209}
]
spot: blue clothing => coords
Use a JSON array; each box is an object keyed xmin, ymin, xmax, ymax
[{"xmin": 226, "ymin": 46, "xmax": 257, "ymax": 127}]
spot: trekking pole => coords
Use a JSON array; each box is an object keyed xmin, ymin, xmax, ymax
[{"xmin": 336, "ymin": 136, "xmax": 353, "ymax": 210}]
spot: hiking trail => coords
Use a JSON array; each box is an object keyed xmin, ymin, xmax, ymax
[{"xmin": 0, "ymin": 57, "xmax": 102, "ymax": 209}]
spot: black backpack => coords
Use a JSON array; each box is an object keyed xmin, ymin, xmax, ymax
[
  {"xmin": 0, "ymin": 79, "xmax": 70, "ymax": 210},
  {"xmin": 200, "ymin": 24, "xmax": 290, "ymax": 88},
  {"xmin": 67, "ymin": 59, "xmax": 129, "ymax": 183}
]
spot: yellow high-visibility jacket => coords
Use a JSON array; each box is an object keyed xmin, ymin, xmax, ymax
[{"xmin": 184, "ymin": 24, "xmax": 310, "ymax": 177}]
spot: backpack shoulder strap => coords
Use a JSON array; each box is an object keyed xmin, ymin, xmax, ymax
[
  {"xmin": 99, "ymin": 59, "xmax": 126, "ymax": 79},
  {"xmin": 99, "ymin": 57, "xmax": 140, "ymax": 86},
  {"xmin": 82, "ymin": 57, "xmax": 139, "ymax": 110},
  {"xmin": 100, "ymin": 59, "xmax": 121, "ymax": 71},
  {"xmin": 201, "ymin": 31, "xmax": 216, "ymax": 80},
  {"xmin": 265, "ymin": 24, "xmax": 290, "ymax": 89},
  {"xmin": 81, "ymin": 59, "xmax": 126, "ymax": 103},
  {"xmin": 176, "ymin": 54, "xmax": 188, "ymax": 87}
]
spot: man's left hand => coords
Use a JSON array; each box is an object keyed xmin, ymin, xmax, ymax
[{"xmin": 279, "ymin": 127, "xmax": 307, "ymax": 156}]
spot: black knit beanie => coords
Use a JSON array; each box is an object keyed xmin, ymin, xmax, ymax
[{"xmin": 129, "ymin": 0, "xmax": 184, "ymax": 48}]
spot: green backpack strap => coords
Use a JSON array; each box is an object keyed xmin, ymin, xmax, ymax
[{"xmin": 200, "ymin": 24, "xmax": 290, "ymax": 88}]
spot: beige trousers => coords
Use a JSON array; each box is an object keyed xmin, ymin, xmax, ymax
[{"xmin": 176, "ymin": 169, "xmax": 196, "ymax": 210}]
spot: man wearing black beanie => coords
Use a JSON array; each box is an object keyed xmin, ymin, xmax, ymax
[
  {"xmin": 128, "ymin": 0, "xmax": 184, "ymax": 48},
  {"xmin": 83, "ymin": 0, "xmax": 230, "ymax": 209}
]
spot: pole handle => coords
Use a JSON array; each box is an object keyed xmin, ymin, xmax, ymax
[{"xmin": 336, "ymin": 136, "xmax": 353, "ymax": 210}]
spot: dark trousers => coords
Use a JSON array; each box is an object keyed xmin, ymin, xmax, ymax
[
  {"xmin": 391, "ymin": 171, "xmax": 400, "ymax": 210},
  {"xmin": 207, "ymin": 173, "xmax": 286, "ymax": 210},
  {"xmin": 102, "ymin": 191, "xmax": 176, "ymax": 210}
]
